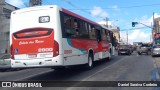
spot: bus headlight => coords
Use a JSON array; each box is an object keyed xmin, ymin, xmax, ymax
[{"xmin": 39, "ymin": 16, "xmax": 50, "ymax": 23}]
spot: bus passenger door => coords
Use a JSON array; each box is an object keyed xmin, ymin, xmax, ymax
[
  {"xmin": 96, "ymin": 29, "xmax": 101, "ymax": 43},
  {"xmin": 96, "ymin": 29, "xmax": 103, "ymax": 59},
  {"xmin": 96, "ymin": 28, "xmax": 109, "ymax": 59}
]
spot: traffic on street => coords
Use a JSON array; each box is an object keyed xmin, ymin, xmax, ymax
[
  {"xmin": 0, "ymin": 50, "xmax": 160, "ymax": 90},
  {"xmin": 1, "ymin": 0, "xmax": 160, "ymax": 90}
]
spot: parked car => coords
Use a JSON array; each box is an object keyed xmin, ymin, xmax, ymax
[
  {"xmin": 137, "ymin": 44, "xmax": 151, "ymax": 55},
  {"xmin": 0, "ymin": 54, "xmax": 11, "ymax": 71},
  {"xmin": 118, "ymin": 45, "xmax": 132, "ymax": 55},
  {"xmin": 151, "ymin": 45, "xmax": 160, "ymax": 57}
]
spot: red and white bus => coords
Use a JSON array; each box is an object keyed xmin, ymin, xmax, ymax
[{"xmin": 10, "ymin": 5, "xmax": 115, "ymax": 69}]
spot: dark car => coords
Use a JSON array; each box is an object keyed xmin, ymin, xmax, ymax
[
  {"xmin": 137, "ymin": 44, "xmax": 151, "ymax": 55},
  {"xmin": 118, "ymin": 45, "xmax": 132, "ymax": 55},
  {"xmin": 151, "ymin": 45, "xmax": 160, "ymax": 57}
]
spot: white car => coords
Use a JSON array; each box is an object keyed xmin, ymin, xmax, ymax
[
  {"xmin": 151, "ymin": 45, "xmax": 160, "ymax": 57},
  {"xmin": 0, "ymin": 54, "xmax": 11, "ymax": 71}
]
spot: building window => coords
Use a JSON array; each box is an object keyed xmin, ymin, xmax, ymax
[{"xmin": 3, "ymin": 8, "xmax": 12, "ymax": 18}]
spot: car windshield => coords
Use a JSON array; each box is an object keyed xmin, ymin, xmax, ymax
[
  {"xmin": 154, "ymin": 45, "xmax": 160, "ymax": 48},
  {"xmin": 119, "ymin": 45, "xmax": 129, "ymax": 49},
  {"xmin": 0, "ymin": 54, "xmax": 10, "ymax": 59},
  {"xmin": 141, "ymin": 44, "xmax": 149, "ymax": 47}
]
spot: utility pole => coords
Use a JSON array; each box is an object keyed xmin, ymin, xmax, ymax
[
  {"xmin": 153, "ymin": 12, "xmax": 155, "ymax": 44},
  {"xmin": 29, "ymin": 0, "xmax": 42, "ymax": 7},
  {"xmin": 126, "ymin": 30, "xmax": 128, "ymax": 45},
  {"xmin": 106, "ymin": 17, "xmax": 109, "ymax": 27}
]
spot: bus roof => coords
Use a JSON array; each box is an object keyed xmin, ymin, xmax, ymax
[
  {"xmin": 11, "ymin": 5, "xmax": 58, "ymax": 14},
  {"xmin": 12, "ymin": 5, "xmax": 112, "ymax": 32},
  {"xmin": 100, "ymin": 25, "xmax": 112, "ymax": 31}
]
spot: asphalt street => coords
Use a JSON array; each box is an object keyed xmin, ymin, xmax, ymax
[{"xmin": 0, "ymin": 51, "xmax": 158, "ymax": 90}]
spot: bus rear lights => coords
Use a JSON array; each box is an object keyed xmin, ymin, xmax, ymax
[
  {"xmin": 17, "ymin": 31, "xmax": 48, "ymax": 37},
  {"xmin": 56, "ymin": 51, "xmax": 59, "ymax": 54}
]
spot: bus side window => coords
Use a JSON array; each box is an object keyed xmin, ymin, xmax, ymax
[
  {"xmin": 101, "ymin": 29, "xmax": 106, "ymax": 41},
  {"xmin": 71, "ymin": 19, "xmax": 80, "ymax": 37},
  {"xmin": 64, "ymin": 15, "xmax": 71, "ymax": 27},
  {"xmin": 89, "ymin": 25, "xmax": 96, "ymax": 39},
  {"xmin": 106, "ymin": 30, "xmax": 111, "ymax": 41},
  {"xmin": 63, "ymin": 15, "xmax": 75, "ymax": 37},
  {"xmin": 96, "ymin": 27, "xmax": 102, "ymax": 42},
  {"xmin": 80, "ymin": 22, "xmax": 89, "ymax": 38}
]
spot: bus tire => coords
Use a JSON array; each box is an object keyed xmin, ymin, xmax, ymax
[
  {"xmin": 85, "ymin": 53, "xmax": 94, "ymax": 70},
  {"xmin": 53, "ymin": 67, "xmax": 66, "ymax": 71},
  {"xmin": 106, "ymin": 57, "xmax": 111, "ymax": 62}
]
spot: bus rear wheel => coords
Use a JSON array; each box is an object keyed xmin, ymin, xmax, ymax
[{"xmin": 85, "ymin": 54, "xmax": 94, "ymax": 70}]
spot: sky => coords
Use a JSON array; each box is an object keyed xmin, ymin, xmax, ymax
[{"xmin": 5, "ymin": 0, "xmax": 160, "ymax": 44}]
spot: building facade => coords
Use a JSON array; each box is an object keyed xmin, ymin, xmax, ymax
[
  {"xmin": 0, "ymin": 1, "xmax": 18, "ymax": 54},
  {"xmin": 152, "ymin": 17, "xmax": 160, "ymax": 44},
  {"xmin": 110, "ymin": 26, "xmax": 120, "ymax": 49},
  {"xmin": 153, "ymin": 17, "xmax": 160, "ymax": 34},
  {"xmin": 111, "ymin": 26, "xmax": 120, "ymax": 43}
]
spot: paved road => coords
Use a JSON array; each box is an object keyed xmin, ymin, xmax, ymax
[{"xmin": 0, "ymin": 51, "xmax": 157, "ymax": 90}]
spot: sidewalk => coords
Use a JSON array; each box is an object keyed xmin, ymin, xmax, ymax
[{"xmin": 153, "ymin": 57, "xmax": 160, "ymax": 81}]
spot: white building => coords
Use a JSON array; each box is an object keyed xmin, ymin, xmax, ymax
[{"xmin": 0, "ymin": 0, "xmax": 18, "ymax": 54}]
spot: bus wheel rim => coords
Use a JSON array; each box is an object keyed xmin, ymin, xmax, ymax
[{"xmin": 89, "ymin": 57, "xmax": 92, "ymax": 67}]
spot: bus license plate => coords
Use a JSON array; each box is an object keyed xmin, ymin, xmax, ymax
[{"xmin": 28, "ymin": 54, "xmax": 37, "ymax": 58}]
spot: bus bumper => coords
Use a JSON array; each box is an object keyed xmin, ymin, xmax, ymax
[{"xmin": 11, "ymin": 55, "xmax": 64, "ymax": 68}]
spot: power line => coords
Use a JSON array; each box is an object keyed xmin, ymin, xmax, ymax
[
  {"xmin": 68, "ymin": 3, "xmax": 160, "ymax": 10},
  {"xmin": 61, "ymin": 0, "xmax": 91, "ymax": 14},
  {"xmin": 60, "ymin": 0, "xmax": 108, "ymax": 20},
  {"xmin": 120, "ymin": 27, "xmax": 149, "ymax": 31}
]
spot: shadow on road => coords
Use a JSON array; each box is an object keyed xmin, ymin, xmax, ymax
[{"xmin": 24, "ymin": 60, "xmax": 112, "ymax": 81}]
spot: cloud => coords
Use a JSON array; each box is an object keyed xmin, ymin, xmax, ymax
[
  {"xmin": 97, "ymin": 20, "xmax": 112, "ymax": 26},
  {"xmin": 120, "ymin": 30, "xmax": 151, "ymax": 44},
  {"xmin": 90, "ymin": 6, "xmax": 109, "ymax": 19},
  {"xmin": 6, "ymin": 0, "xmax": 24, "ymax": 7},
  {"xmin": 128, "ymin": 30, "xmax": 150, "ymax": 40},
  {"xmin": 134, "ymin": 13, "xmax": 160, "ymax": 27}
]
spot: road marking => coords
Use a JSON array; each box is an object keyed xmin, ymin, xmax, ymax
[
  {"xmin": 137, "ymin": 54, "xmax": 139, "ymax": 56},
  {"xmin": 15, "ymin": 69, "xmax": 53, "ymax": 81},
  {"xmin": 66, "ymin": 56, "xmax": 129, "ymax": 90},
  {"xmin": 82, "ymin": 56, "xmax": 129, "ymax": 81}
]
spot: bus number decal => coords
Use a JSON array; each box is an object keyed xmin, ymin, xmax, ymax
[{"xmin": 38, "ymin": 48, "xmax": 53, "ymax": 53}]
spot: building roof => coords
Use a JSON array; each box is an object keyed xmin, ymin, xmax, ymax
[{"xmin": 4, "ymin": 2, "xmax": 19, "ymax": 10}]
